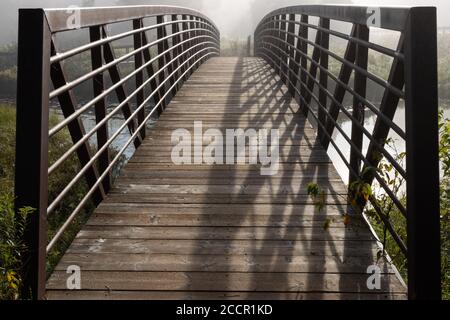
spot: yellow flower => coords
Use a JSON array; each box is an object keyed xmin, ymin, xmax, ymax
[
  {"xmin": 6, "ymin": 271, "xmax": 15, "ymax": 282},
  {"xmin": 6, "ymin": 271, "xmax": 19, "ymax": 289}
]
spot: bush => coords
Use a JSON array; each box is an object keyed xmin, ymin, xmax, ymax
[
  {"xmin": 0, "ymin": 104, "xmax": 15, "ymax": 194},
  {"xmin": 438, "ymin": 110, "xmax": 450, "ymax": 299},
  {"xmin": 0, "ymin": 194, "xmax": 33, "ymax": 300},
  {"xmin": 0, "ymin": 104, "xmax": 95, "ymax": 296}
]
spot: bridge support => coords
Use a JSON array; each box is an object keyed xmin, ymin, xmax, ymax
[
  {"xmin": 15, "ymin": 8, "xmax": 50, "ymax": 300},
  {"xmin": 404, "ymin": 7, "xmax": 441, "ymax": 300}
]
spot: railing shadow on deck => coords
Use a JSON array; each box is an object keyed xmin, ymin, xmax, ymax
[{"xmin": 188, "ymin": 57, "xmax": 377, "ymax": 299}]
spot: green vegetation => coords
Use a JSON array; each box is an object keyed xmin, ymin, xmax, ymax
[
  {"xmin": 0, "ymin": 102, "xmax": 128, "ymax": 299},
  {"xmin": 0, "ymin": 106, "xmax": 34, "ymax": 298},
  {"xmin": 438, "ymin": 110, "xmax": 450, "ymax": 299},
  {"xmin": 0, "ymin": 103, "xmax": 95, "ymax": 299},
  {"xmin": 0, "ymin": 194, "xmax": 33, "ymax": 300}
]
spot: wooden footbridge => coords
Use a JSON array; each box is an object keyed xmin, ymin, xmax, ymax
[{"xmin": 14, "ymin": 5, "xmax": 440, "ymax": 300}]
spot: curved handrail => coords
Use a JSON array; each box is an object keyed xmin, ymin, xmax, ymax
[
  {"xmin": 44, "ymin": 5, "xmax": 219, "ymax": 32},
  {"xmin": 255, "ymin": 5, "xmax": 410, "ymax": 31}
]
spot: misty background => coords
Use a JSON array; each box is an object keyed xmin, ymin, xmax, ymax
[{"xmin": 1, "ymin": 0, "xmax": 450, "ymax": 45}]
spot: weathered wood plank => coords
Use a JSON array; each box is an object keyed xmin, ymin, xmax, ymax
[
  {"xmin": 54, "ymin": 253, "xmax": 395, "ymax": 274},
  {"xmin": 75, "ymin": 226, "xmax": 374, "ymax": 241},
  {"xmin": 108, "ymin": 183, "xmax": 346, "ymax": 195},
  {"xmin": 47, "ymin": 271, "xmax": 405, "ymax": 293},
  {"xmin": 103, "ymin": 194, "xmax": 348, "ymax": 205},
  {"xmin": 66, "ymin": 238, "xmax": 382, "ymax": 256},
  {"xmin": 86, "ymin": 212, "xmax": 354, "ymax": 227},
  {"xmin": 94, "ymin": 203, "xmax": 347, "ymax": 215},
  {"xmin": 46, "ymin": 290, "xmax": 407, "ymax": 300}
]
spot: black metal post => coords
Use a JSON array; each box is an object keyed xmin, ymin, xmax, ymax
[
  {"xmin": 404, "ymin": 7, "xmax": 441, "ymax": 300},
  {"xmin": 156, "ymin": 15, "xmax": 168, "ymax": 111},
  {"xmin": 318, "ymin": 18, "xmax": 330, "ymax": 142},
  {"xmin": 132, "ymin": 19, "xmax": 146, "ymax": 141},
  {"xmin": 348, "ymin": 24, "xmax": 369, "ymax": 185},
  {"xmin": 286, "ymin": 14, "xmax": 296, "ymax": 95},
  {"xmin": 90, "ymin": 26, "xmax": 111, "ymax": 192},
  {"xmin": 15, "ymin": 8, "xmax": 51, "ymax": 300},
  {"xmin": 299, "ymin": 15, "xmax": 308, "ymax": 114}
]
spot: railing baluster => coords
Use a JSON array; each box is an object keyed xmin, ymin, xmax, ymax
[
  {"xmin": 181, "ymin": 14, "xmax": 191, "ymax": 81},
  {"xmin": 279, "ymin": 14, "xmax": 288, "ymax": 84},
  {"xmin": 286, "ymin": 14, "xmax": 296, "ymax": 96},
  {"xmin": 348, "ymin": 24, "xmax": 369, "ymax": 185},
  {"xmin": 101, "ymin": 26, "xmax": 141, "ymax": 148},
  {"xmin": 156, "ymin": 15, "xmax": 169, "ymax": 111},
  {"xmin": 50, "ymin": 38, "xmax": 106, "ymax": 206},
  {"xmin": 304, "ymin": 20, "xmax": 322, "ymax": 116},
  {"xmin": 160, "ymin": 16, "xmax": 176, "ymax": 100},
  {"xmin": 318, "ymin": 18, "xmax": 330, "ymax": 142},
  {"xmin": 321, "ymin": 25, "xmax": 357, "ymax": 149},
  {"xmin": 188, "ymin": 16, "xmax": 197, "ymax": 76},
  {"xmin": 140, "ymin": 28, "xmax": 164, "ymax": 117},
  {"xmin": 132, "ymin": 19, "xmax": 146, "ymax": 141},
  {"xmin": 299, "ymin": 15, "xmax": 308, "ymax": 115},
  {"xmin": 171, "ymin": 15, "xmax": 182, "ymax": 92},
  {"xmin": 90, "ymin": 26, "xmax": 111, "ymax": 192},
  {"xmin": 362, "ymin": 35, "xmax": 404, "ymax": 186}
]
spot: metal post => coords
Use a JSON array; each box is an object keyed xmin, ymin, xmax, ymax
[
  {"xmin": 286, "ymin": 14, "xmax": 296, "ymax": 95},
  {"xmin": 348, "ymin": 24, "xmax": 369, "ymax": 185},
  {"xmin": 14, "ymin": 8, "xmax": 51, "ymax": 300},
  {"xmin": 299, "ymin": 15, "xmax": 308, "ymax": 114},
  {"xmin": 156, "ymin": 15, "xmax": 168, "ymax": 112},
  {"xmin": 318, "ymin": 18, "xmax": 330, "ymax": 142},
  {"xmin": 90, "ymin": 26, "xmax": 111, "ymax": 192},
  {"xmin": 133, "ymin": 19, "xmax": 146, "ymax": 142},
  {"xmin": 279, "ymin": 15, "xmax": 288, "ymax": 84},
  {"xmin": 404, "ymin": 7, "xmax": 441, "ymax": 300}
]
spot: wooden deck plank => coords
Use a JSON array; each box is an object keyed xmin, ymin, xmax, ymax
[
  {"xmin": 47, "ymin": 271, "xmax": 405, "ymax": 293},
  {"xmin": 65, "ymin": 238, "xmax": 383, "ymax": 256},
  {"xmin": 46, "ymin": 290, "xmax": 407, "ymax": 300},
  {"xmin": 53, "ymin": 253, "xmax": 396, "ymax": 274},
  {"xmin": 46, "ymin": 57, "xmax": 406, "ymax": 300}
]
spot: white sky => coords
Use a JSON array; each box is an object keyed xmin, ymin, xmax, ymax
[
  {"xmin": 1, "ymin": 0, "xmax": 449, "ymax": 42},
  {"xmin": 202, "ymin": 0, "xmax": 450, "ymax": 37}
]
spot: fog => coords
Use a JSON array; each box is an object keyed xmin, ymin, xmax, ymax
[{"xmin": 1, "ymin": 0, "xmax": 449, "ymax": 44}]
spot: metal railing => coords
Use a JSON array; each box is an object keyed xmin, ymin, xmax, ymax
[
  {"xmin": 14, "ymin": 5, "xmax": 220, "ymax": 299},
  {"xmin": 255, "ymin": 5, "xmax": 440, "ymax": 300}
]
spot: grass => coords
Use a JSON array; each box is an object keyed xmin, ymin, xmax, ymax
[{"xmin": 0, "ymin": 103, "xmax": 96, "ymax": 297}]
